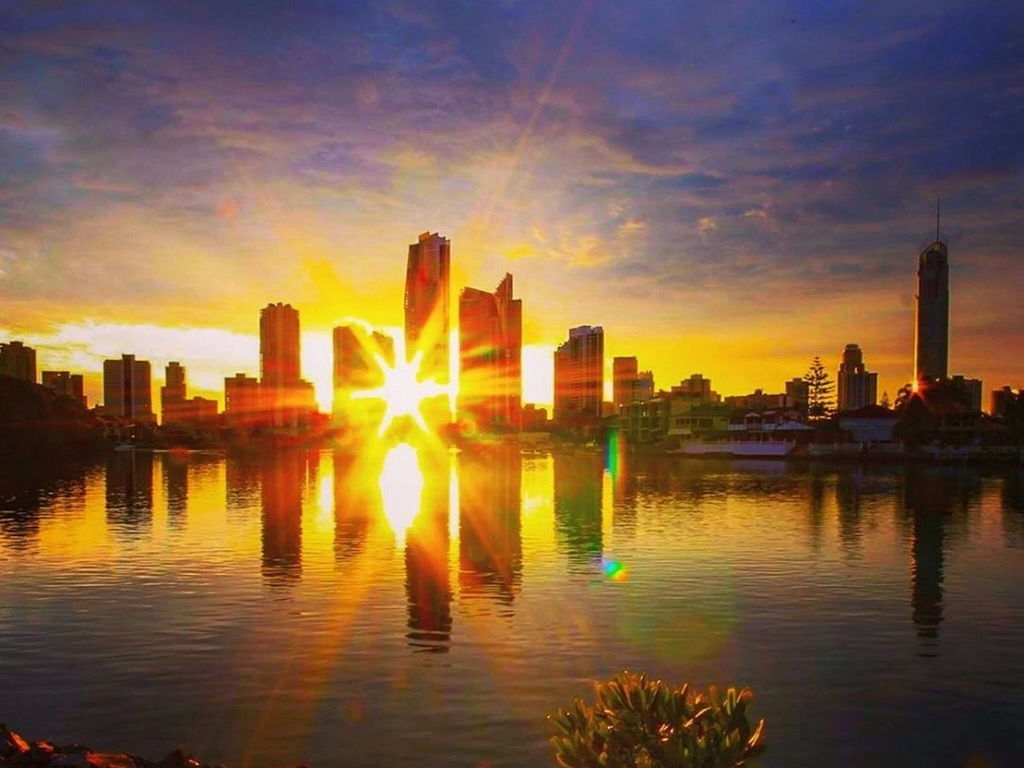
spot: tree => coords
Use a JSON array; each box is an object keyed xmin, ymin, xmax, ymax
[
  {"xmin": 550, "ymin": 672, "xmax": 766, "ymax": 768},
  {"xmin": 880, "ymin": 391, "xmax": 892, "ymax": 409},
  {"xmin": 893, "ymin": 383, "xmax": 914, "ymax": 412},
  {"xmin": 803, "ymin": 356, "xmax": 835, "ymax": 419}
]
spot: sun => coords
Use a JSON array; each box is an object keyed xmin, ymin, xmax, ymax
[{"xmin": 351, "ymin": 348, "xmax": 448, "ymax": 436}]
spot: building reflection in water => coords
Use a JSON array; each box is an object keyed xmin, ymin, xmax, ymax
[
  {"xmin": 333, "ymin": 450, "xmax": 375, "ymax": 563},
  {"xmin": 163, "ymin": 453, "xmax": 188, "ymax": 530},
  {"xmin": 834, "ymin": 468, "xmax": 864, "ymax": 558},
  {"xmin": 0, "ymin": 464, "xmax": 88, "ymax": 550},
  {"xmin": 901, "ymin": 467, "xmax": 976, "ymax": 656},
  {"xmin": 553, "ymin": 452, "xmax": 604, "ymax": 570},
  {"xmin": 396, "ymin": 445, "xmax": 452, "ymax": 652},
  {"xmin": 261, "ymin": 452, "xmax": 304, "ymax": 586},
  {"xmin": 225, "ymin": 455, "xmax": 261, "ymax": 520},
  {"xmin": 105, "ymin": 451, "xmax": 154, "ymax": 537},
  {"xmin": 458, "ymin": 447, "xmax": 522, "ymax": 607},
  {"xmin": 806, "ymin": 468, "xmax": 827, "ymax": 550},
  {"xmin": 1001, "ymin": 470, "xmax": 1024, "ymax": 550}
]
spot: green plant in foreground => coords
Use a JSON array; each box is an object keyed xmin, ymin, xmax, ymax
[{"xmin": 549, "ymin": 672, "xmax": 765, "ymax": 768}]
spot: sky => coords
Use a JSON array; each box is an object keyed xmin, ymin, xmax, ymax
[{"xmin": 1, "ymin": 0, "xmax": 1022, "ymax": 410}]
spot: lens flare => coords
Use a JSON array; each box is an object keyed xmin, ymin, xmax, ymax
[
  {"xmin": 352, "ymin": 335, "xmax": 448, "ymax": 436},
  {"xmin": 379, "ymin": 443, "xmax": 424, "ymax": 546},
  {"xmin": 602, "ymin": 559, "xmax": 628, "ymax": 581}
]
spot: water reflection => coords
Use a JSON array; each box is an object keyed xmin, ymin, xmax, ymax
[
  {"xmin": 835, "ymin": 469, "xmax": 864, "ymax": 558},
  {"xmin": 226, "ymin": 455, "xmax": 261, "ymax": 520},
  {"xmin": 401, "ymin": 446, "xmax": 452, "ymax": 652},
  {"xmin": 458, "ymin": 447, "xmax": 522, "ymax": 607},
  {"xmin": 902, "ymin": 468, "xmax": 957, "ymax": 656},
  {"xmin": 1002, "ymin": 471, "xmax": 1024, "ymax": 549},
  {"xmin": 0, "ymin": 462, "xmax": 89, "ymax": 549},
  {"xmin": 333, "ymin": 451, "xmax": 375, "ymax": 563},
  {"xmin": 163, "ymin": 453, "xmax": 189, "ymax": 530},
  {"xmin": 261, "ymin": 452, "xmax": 303, "ymax": 586},
  {"xmin": 105, "ymin": 451, "xmax": 154, "ymax": 537},
  {"xmin": 553, "ymin": 453, "xmax": 604, "ymax": 570}
]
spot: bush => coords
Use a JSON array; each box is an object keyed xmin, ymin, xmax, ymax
[{"xmin": 549, "ymin": 672, "xmax": 765, "ymax": 768}]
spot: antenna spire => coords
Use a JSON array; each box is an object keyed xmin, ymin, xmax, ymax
[{"xmin": 936, "ymin": 195, "xmax": 941, "ymax": 241}]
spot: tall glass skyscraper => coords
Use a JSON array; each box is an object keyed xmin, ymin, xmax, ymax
[
  {"xmin": 914, "ymin": 226, "xmax": 950, "ymax": 385},
  {"xmin": 404, "ymin": 232, "xmax": 451, "ymax": 385}
]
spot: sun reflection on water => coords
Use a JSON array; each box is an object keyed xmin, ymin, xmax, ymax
[{"xmin": 379, "ymin": 443, "xmax": 424, "ymax": 546}]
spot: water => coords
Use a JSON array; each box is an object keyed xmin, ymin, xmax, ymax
[{"xmin": 1, "ymin": 447, "xmax": 1023, "ymax": 768}]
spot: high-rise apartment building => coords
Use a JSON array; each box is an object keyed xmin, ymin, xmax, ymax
[
  {"xmin": 612, "ymin": 357, "xmax": 638, "ymax": 409},
  {"xmin": 0, "ymin": 340, "xmax": 36, "ymax": 383},
  {"xmin": 332, "ymin": 325, "xmax": 395, "ymax": 428},
  {"xmin": 225, "ymin": 373, "xmax": 262, "ymax": 427},
  {"xmin": 612, "ymin": 357, "xmax": 655, "ymax": 411},
  {"xmin": 553, "ymin": 326, "xmax": 604, "ymax": 424},
  {"xmin": 405, "ymin": 232, "xmax": 451, "ymax": 384},
  {"xmin": 41, "ymin": 370, "xmax": 86, "ymax": 408},
  {"xmin": 915, "ymin": 212, "xmax": 950, "ymax": 385},
  {"xmin": 950, "ymin": 375, "xmax": 983, "ymax": 412},
  {"xmin": 260, "ymin": 302, "xmax": 313, "ymax": 428},
  {"xmin": 785, "ymin": 377, "xmax": 810, "ymax": 413},
  {"xmin": 991, "ymin": 386, "xmax": 1020, "ymax": 418},
  {"xmin": 837, "ymin": 343, "xmax": 878, "ymax": 412},
  {"xmin": 161, "ymin": 362, "xmax": 187, "ymax": 425},
  {"xmin": 102, "ymin": 354, "xmax": 154, "ymax": 421},
  {"xmin": 458, "ymin": 274, "xmax": 522, "ymax": 430},
  {"xmin": 260, "ymin": 303, "xmax": 301, "ymax": 388}
]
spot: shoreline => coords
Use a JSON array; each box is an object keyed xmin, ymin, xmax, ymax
[{"xmin": 0, "ymin": 725, "xmax": 306, "ymax": 768}]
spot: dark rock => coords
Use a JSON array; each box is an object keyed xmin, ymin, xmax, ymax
[
  {"xmin": 156, "ymin": 749, "xmax": 200, "ymax": 768},
  {"xmin": 0, "ymin": 725, "xmax": 30, "ymax": 759},
  {"xmin": 51, "ymin": 755, "xmax": 89, "ymax": 768}
]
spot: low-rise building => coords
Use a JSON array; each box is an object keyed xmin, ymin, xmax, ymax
[{"xmin": 838, "ymin": 404, "xmax": 899, "ymax": 443}]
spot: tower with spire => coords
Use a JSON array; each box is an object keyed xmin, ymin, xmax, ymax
[{"xmin": 914, "ymin": 198, "xmax": 950, "ymax": 386}]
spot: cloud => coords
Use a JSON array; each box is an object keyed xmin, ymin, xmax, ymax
[{"xmin": 0, "ymin": 0, "xmax": 1021, "ymax": 404}]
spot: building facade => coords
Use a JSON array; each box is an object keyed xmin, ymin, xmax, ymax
[
  {"xmin": 405, "ymin": 232, "xmax": 451, "ymax": 385},
  {"xmin": 102, "ymin": 354, "xmax": 154, "ymax": 422},
  {"xmin": 161, "ymin": 362, "xmax": 187, "ymax": 425},
  {"xmin": 612, "ymin": 357, "xmax": 638, "ymax": 410},
  {"xmin": 458, "ymin": 273, "xmax": 522, "ymax": 430},
  {"xmin": 260, "ymin": 302, "xmax": 314, "ymax": 428},
  {"xmin": 991, "ymin": 386, "xmax": 1020, "ymax": 418},
  {"xmin": 950, "ymin": 375, "xmax": 983, "ymax": 412},
  {"xmin": 332, "ymin": 325, "xmax": 394, "ymax": 429},
  {"xmin": 225, "ymin": 373, "xmax": 262, "ymax": 427},
  {"xmin": 915, "ymin": 236, "xmax": 950, "ymax": 385},
  {"xmin": 41, "ymin": 370, "xmax": 86, "ymax": 408},
  {"xmin": 0, "ymin": 340, "xmax": 36, "ymax": 383},
  {"xmin": 723, "ymin": 389, "xmax": 788, "ymax": 410},
  {"xmin": 553, "ymin": 326, "xmax": 604, "ymax": 424},
  {"xmin": 837, "ymin": 343, "xmax": 878, "ymax": 412}
]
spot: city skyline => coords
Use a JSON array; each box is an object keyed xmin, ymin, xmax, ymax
[{"xmin": 2, "ymin": 2, "xmax": 1022, "ymax": 410}]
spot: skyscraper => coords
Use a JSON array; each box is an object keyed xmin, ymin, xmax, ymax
[
  {"xmin": 837, "ymin": 343, "xmax": 878, "ymax": 412},
  {"xmin": 915, "ymin": 207, "xmax": 950, "ymax": 385},
  {"xmin": 0, "ymin": 340, "xmax": 36, "ymax": 383},
  {"xmin": 41, "ymin": 371, "xmax": 86, "ymax": 407},
  {"xmin": 405, "ymin": 232, "xmax": 451, "ymax": 384},
  {"xmin": 161, "ymin": 362, "xmax": 187, "ymax": 424},
  {"xmin": 103, "ymin": 354, "xmax": 154, "ymax": 421},
  {"xmin": 554, "ymin": 326, "xmax": 604, "ymax": 424},
  {"xmin": 612, "ymin": 357, "xmax": 638, "ymax": 410},
  {"xmin": 458, "ymin": 273, "xmax": 523, "ymax": 430},
  {"xmin": 260, "ymin": 303, "xmax": 301, "ymax": 388},
  {"xmin": 332, "ymin": 325, "xmax": 395, "ymax": 428},
  {"xmin": 260, "ymin": 302, "xmax": 309, "ymax": 427}
]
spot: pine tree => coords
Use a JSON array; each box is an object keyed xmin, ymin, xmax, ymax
[
  {"xmin": 880, "ymin": 390, "xmax": 892, "ymax": 409},
  {"xmin": 803, "ymin": 356, "xmax": 835, "ymax": 419}
]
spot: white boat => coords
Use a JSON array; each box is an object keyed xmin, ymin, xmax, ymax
[{"xmin": 671, "ymin": 440, "xmax": 795, "ymax": 458}]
